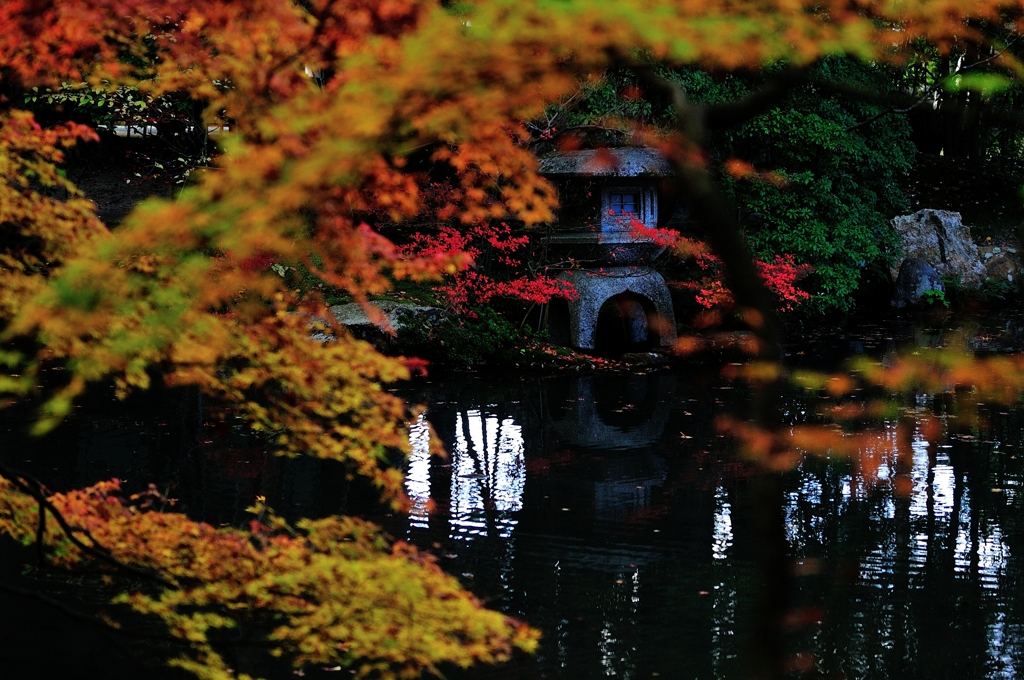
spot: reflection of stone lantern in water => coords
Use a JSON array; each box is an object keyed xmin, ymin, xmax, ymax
[
  {"xmin": 545, "ymin": 373, "xmax": 675, "ymax": 521},
  {"xmin": 538, "ymin": 148, "xmax": 678, "ymax": 353}
]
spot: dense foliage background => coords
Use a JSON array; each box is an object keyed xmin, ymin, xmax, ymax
[{"xmin": 546, "ymin": 58, "xmax": 917, "ymax": 313}]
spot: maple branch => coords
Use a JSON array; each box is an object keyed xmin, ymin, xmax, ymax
[{"xmin": 0, "ymin": 463, "xmax": 174, "ymax": 588}]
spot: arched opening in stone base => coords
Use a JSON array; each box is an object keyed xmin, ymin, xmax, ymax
[{"xmin": 594, "ymin": 292, "xmax": 658, "ymax": 355}]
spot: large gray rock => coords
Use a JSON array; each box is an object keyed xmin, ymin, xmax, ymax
[
  {"xmin": 322, "ymin": 301, "xmax": 442, "ymax": 345},
  {"xmin": 329, "ymin": 301, "xmax": 440, "ymax": 331},
  {"xmin": 890, "ymin": 209, "xmax": 985, "ymax": 287},
  {"xmin": 892, "ymin": 257, "xmax": 944, "ymax": 308},
  {"xmin": 979, "ymin": 243, "xmax": 1020, "ymax": 284}
]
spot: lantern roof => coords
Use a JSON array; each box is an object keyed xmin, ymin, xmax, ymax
[{"xmin": 537, "ymin": 148, "xmax": 673, "ymax": 177}]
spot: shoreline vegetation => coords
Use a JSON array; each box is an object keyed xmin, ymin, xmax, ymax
[{"xmin": 60, "ymin": 138, "xmax": 1024, "ymax": 371}]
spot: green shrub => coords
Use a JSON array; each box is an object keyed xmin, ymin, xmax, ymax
[
  {"xmin": 394, "ymin": 306, "xmax": 524, "ymax": 367},
  {"xmin": 920, "ymin": 289, "xmax": 949, "ymax": 307},
  {"xmin": 704, "ymin": 59, "xmax": 915, "ymax": 313}
]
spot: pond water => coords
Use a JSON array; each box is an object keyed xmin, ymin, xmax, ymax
[
  {"xmin": 395, "ymin": 370, "xmax": 1024, "ymax": 680},
  {"xmin": 4, "ymin": 312, "xmax": 1024, "ymax": 679}
]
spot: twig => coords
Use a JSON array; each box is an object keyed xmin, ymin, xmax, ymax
[
  {"xmin": 701, "ymin": 66, "xmax": 811, "ymax": 131},
  {"xmin": 35, "ymin": 501, "xmax": 46, "ymax": 568},
  {"xmin": 0, "ymin": 581, "xmax": 116, "ymax": 630},
  {"xmin": 959, "ymin": 32, "xmax": 1024, "ymax": 73},
  {"xmin": 824, "ymin": 72, "xmax": 1024, "ymax": 132},
  {"xmin": 0, "ymin": 462, "xmax": 175, "ymax": 587}
]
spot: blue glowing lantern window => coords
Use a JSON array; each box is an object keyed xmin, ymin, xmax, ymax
[{"xmin": 608, "ymin": 192, "xmax": 638, "ymax": 216}]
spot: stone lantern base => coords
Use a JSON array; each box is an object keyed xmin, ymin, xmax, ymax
[{"xmin": 544, "ymin": 266, "xmax": 677, "ymax": 351}]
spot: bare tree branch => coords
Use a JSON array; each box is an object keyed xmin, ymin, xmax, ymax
[
  {"xmin": 622, "ymin": 57, "xmax": 794, "ymax": 680},
  {"xmin": 0, "ymin": 580, "xmax": 276, "ymax": 649},
  {"xmin": 630, "ymin": 64, "xmax": 784, "ymax": 362},
  {"xmin": 35, "ymin": 500, "xmax": 46, "ymax": 568},
  {"xmin": 0, "ymin": 580, "xmax": 158, "ymax": 673},
  {"xmin": 815, "ymin": 76, "xmax": 1024, "ymax": 128},
  {"xmin": 701, "ymin": 66, "xmax": 811, "ymax": 131}
]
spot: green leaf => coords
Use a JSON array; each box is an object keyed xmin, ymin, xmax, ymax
[{"xmin": 946, "ymin": 72, "xmax": 1013, "ymax": 96}]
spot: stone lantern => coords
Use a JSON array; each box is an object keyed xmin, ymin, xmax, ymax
[{"xmin": 537, "ymin": 148, "xmax": 678, "ymax": 353}]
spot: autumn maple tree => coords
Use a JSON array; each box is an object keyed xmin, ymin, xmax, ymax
[
  {"xmin": 397, "ymin": 220, "xmax": 576, "ymax": 314},
  {"xmin": 5, "ymin": 1, "xmax": 1024, "ymax": 679},
  {"xmin": 673, "ymin": 236, "xmax": 813, "ymax": 312}
]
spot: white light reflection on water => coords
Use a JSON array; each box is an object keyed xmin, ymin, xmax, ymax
[
  {"xmin": 598, "ymin": 622, "xmax": 623, "ymax": 678},
  {"xmin": 910, "ymin": 421, "xmax": 1008, "ymax": 583},
  {"xmin": 830, "ymin": 410, "xmax": 1020, "ymax": 673},
  {"xmin": 597, "ymin": 569, "xmax": 641, "ymax": 679},
  {"xmin": 405, "ymin": 409, "xmax": 526, "ymax": 541},
  {"xmin": 711, "ymin": 501, "xmax": 738, "ymax": 680},
  {"xmin": 405, "ymin": 413, "xmax": 431, "ymax": 530},
  {"xmin": 712, "ymin": 486, "xmax": 733, "ymax": 561},
  {"xmin": 784, "ymin": 472, "xmax": 827, "ymax": 545},
  {"xmin": 910, "ymin": 452, "xmax": 956, "ymax": 521},
  {"xmin": 449, "ymin": 409, "xmax": 525, "ymax": 541},
  {"xmin": 988, "ymin": 612, "xmax": 1018, "ymax": 678},
  {"xmin": 789, "ymin": 410, "xmax": 1014, "ymax": 602}
]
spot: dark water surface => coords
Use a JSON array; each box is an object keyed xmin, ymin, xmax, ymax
[
  {"xmin": 394, "ymin": 369, "xmax": 1024, "ymax": 680},
  {"xmin": 5, "ymin": 312, "xmax": 1024, "ymax": 679}
]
